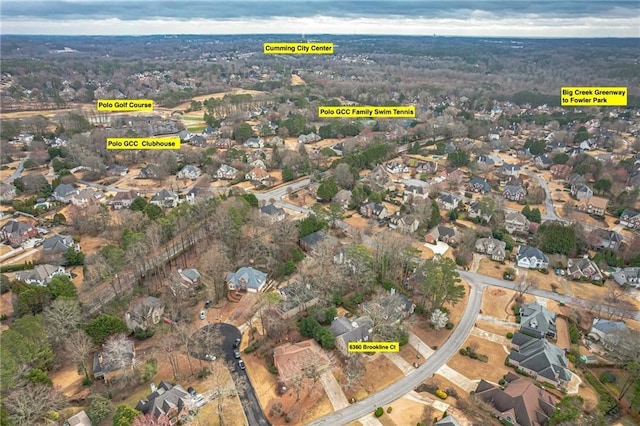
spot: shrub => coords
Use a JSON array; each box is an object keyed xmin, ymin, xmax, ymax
[
  {"xmin": 374, "ymin": 407, "xmax": 384, "ymax": 417},
  {"xmin": 506, "ymin": 332, "xmax": 514, "ymax": 339},
  {"xmin": 133, "ymin": 327, "xmax": 155, "ymax": 340},
  {"xmin": 197, "ymin": 368, "xmax": 211, "ymax": 379},
  {"xmin": 387, "ymin": 407, "xmax": 392, "ymax": 413},
  {"xmin": 599, "ymin": 371, "xmax": 617, "ymax": 383},
  {"xmin": 435, "ymin": 389, "xmax": 448, "ymax": 399},
  {"xmin": 498, "ymin": 378, "xmax": 506, "ymax": 386},
  {"xmin": 459, "ymin": 348, "xmax": 468, "ymax": 356},
  {"xmin": 139, "ymin": 358, "xmax": 158, "ymax": 383},
  {"xmin": 445, "ymin": 322, "xmax": 454, "ymax": 330}
]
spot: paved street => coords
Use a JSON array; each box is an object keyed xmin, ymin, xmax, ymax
[{"xmin": 2, "ymin": 159, "xmax": 25, "ymax": 184}]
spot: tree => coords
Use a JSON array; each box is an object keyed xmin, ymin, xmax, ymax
[
  {"xmin": 65, "ymin": 330, "xmax": 95, "ymax": 383},
  {"xmin": 48, "ymin": 275, "xmax": 77, "ymax": 299},
  {"xmin": 552, "ymin": 153, "xmax": 569, "ymax": 164},
  {"xmin": 233, "ymin": 123, "xmax": 253, "ymax": 143},
  {"xmin": 448, "ymin": 209, "xmax": 458, "ymax": 221},
  {"xmin": 130, "ymin": 197, "xmax": 147, "ymax": 212},
  {"xmin": 334, "ymin": 163, "xmax": 356, "ymax": 189},
  {"xmin": 132, "ymin": 412, "xmax": 171, "ymax": 426},
  {"xmin": 143, "ymin": 203, "xmax": 163, "ymax": 220},
  {"xmin": 86, "ymin": 394, "xmax": 114, "ymax": 425},
  {"xmin": 430, "ymin": 309, "xmax": 448, "ymax": 330},
  {"xmin": 297, "ymin": 214, "xmax": 327, "ymax": 238},
  {"xmin": 447, "ymin": 150, "xmax": 469, "ymax": 167},
  {"xmin": 43, "ymin": 298, "xmax": 81, "ymax": 347},
  {"xmin": 537, "ymin": 223, "xmax": 577, "ymax": 255},
  {"xmin": 282, "ymin": 165, "xmax": 295, "ymax": 182},
  {"xmin": 64, "ymin": 247, "xmax": 85, "ymax": 266},
  {"xmin": 84, "ymin": 314, "xmax": 129, "ymax": 345},
  {"xmin": 4, "ymin": 384, "xmax": 66, "ymax": 426},
  {"xmin": 428, "ymin": 200, "xmax": 441, "ymax": 228},
  {"xmin": 594, "ymin": 178, "xmax": 612, "ymax": 194},
  {"xmin": 317, "ymin": 178, "xmax": 339, "ymax": 202},
  {"xmin": 13, "ymin": 285, "xmax": 52, "ymax": 316},
  {"xmin": 328, "ymin": 202, "xmax": 344, "ymax": 228},
  {"xmin": 102, "ymin": 334, "xmax": 138, "ymax": 386},
  {"xmin": 113, "ymin": 405, "xmax": 140, "ymax": 426},
  {"xmin": 417, "ymin": 255, "xmax": 465, "ymax": 312}
]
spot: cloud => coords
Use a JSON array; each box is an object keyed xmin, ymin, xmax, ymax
[{"xmin": 1, "ymin": 0, "xmax": 638, "ymax": 36}]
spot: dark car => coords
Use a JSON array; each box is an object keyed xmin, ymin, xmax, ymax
[
  {"xmin": 233, "ymin": 338, "xmax": 241, "ymax": 349},
  {"xmin": 204, "ymin": 300, "xmax": 211, "ymax": 309},
  {"xmin": 237, "ymin": 360, "xmax": 245, "ymax": 370},
  {"xmin": 233, "ymin": 349, "xmax": 241, "ymax": 359},
  {"xmin": 187, "ymin": 386, "xmax": 196, "ymax": 396}
]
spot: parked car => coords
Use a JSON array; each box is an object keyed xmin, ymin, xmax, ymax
[
  {"xmin": 187, "ymin": 386, "xmax": 197, "ymax": 396},
  {"xmin": 233, "ymin": 349, "xmax": 241, "ymax": 359},
  {"xmin": 205, "ymin": 354, "xmax": 217, "ymax": 361},
  {"xmin": 204, "ymin": 300, "xmax": 212, "ymax": 309},
  {"xmin": 238, "ymin": 360, "xmax": 245, "ymax": 370},
  {"xmin": 199, "ymin": 310, "xmax": 206, "ymax": 320},
  {"xmin": 233, "ymin": 338, "xmax": 241, "ymax": 349}
]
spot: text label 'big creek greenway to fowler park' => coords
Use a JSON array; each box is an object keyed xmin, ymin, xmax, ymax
[
  {"xmin": 561, "ymin": 87, "xmax": 627, "ymax": 107},
  {"xmin": 348, "ymin": 342, "xmax": 400, "ymax": 353},
  {"xmin": 97, "ymin": 99, "xmax": 155, "ymax": 112},
  {"xmin": 263, "ymin": 42, "xmax": 334, "ymax": 54},
  {"xmin": 106, "ymin": 138, "xmax": 180, "ymax": 150},
  {"xmin": 319, "ymin": 106, "xmax": 416, "ymax": 118}
]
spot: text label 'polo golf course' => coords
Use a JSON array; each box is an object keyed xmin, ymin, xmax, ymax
[{"xmin": 97, "ymin": 99, "xmax": 155, "ymax": 112}]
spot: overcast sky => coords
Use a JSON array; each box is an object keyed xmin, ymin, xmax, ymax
[{"xmin": 2, "ymin": 0, "xmax": 639, "ymax": 37}]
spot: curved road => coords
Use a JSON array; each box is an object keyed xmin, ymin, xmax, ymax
[
  {"xmin": 523, "ymin": 169, "xmax": 565, "ymax": 222},
  {"xmin": 307, "ymin": 283, "xmax": 484, "ymax": 426},
  {"xmin": 3, "ymin": 159, "xmax": 25, "ymax": 184}
]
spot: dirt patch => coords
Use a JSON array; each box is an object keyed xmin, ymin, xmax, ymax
[
  {"xmin": 481, "ymin": 287, "xmax": 517, "ymax": 320},
  {"xmin": 291, "ymin": 75, "xmax": 306, "ymax": 86},
  {"xmin": 343, "ymin": 215, "xmax": 371, "ymax": 231},
  {"xmin": 447, "ymin": 336, "xmax": 510, "ymax": 383},
  {"xmin": 555, "ymin": 317, "xmax": 571, "ymax": 350},
  {"xmin": 0, "ymin": 292, "xmax": 14, "ymax": 318},
  {"xmin": 0, "ymin": 245, "xmax": 13, "ymax": 256}
]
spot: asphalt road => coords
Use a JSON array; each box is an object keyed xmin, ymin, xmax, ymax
[
  {"xmin": 523, "ymin": 169, "xmax": 562, "ymax": 222},
  {"xmin": 3, "ymin": 159, "xmax": 25, "ymax": 184},
  {"xmin": 307, "ymin": 283, "xmax": 484, "ymax": 426},
  {"xmin": 199, "ymin": 323, "xmax": 271, "ymax": 426}
]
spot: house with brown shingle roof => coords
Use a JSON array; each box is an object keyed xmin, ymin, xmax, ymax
[{"xmin": 575, "ymin": 196, "xmax": 608, "ymax": 217}]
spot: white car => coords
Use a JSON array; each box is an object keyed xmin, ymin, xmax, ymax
[
  {"xmin": 199, "ymin": 310, "xmax": 206, "ymax": 320},
  {"xmin": 205, "ymin": 354, "xmax": 217, "ymax": 361}
]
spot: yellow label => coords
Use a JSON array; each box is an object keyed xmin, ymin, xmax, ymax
[
  {"xmin": 319, "ymin": 106, "xmax": 415, "ymax": 118},
  {"xmin": 348, "ymin": 342, "xmax": 400, "ymax": 353},
  {"xmin": 97, "ymin": 99, "xmax": 155, "ymax": 111},
  {"xmin": 561, "ymin": 87, "xmax": 627, "ymax": 107},
  {"xmin": 264, "ymin": 42, "xmax": 334, "ymax": 54},
  {"xmin": 106, "ymin": 137, "xmax": 180, "ymax": 150}
]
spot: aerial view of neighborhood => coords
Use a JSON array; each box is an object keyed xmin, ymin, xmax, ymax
[{"xmin": 1, "ymin": 1, "xmax": 639, "ymax": 425}]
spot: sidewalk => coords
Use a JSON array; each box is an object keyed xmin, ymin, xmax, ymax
[
  {"xmin": 436, "ymin": 365, "xmax": 478, "ymax": 393},
  {"xmin": 319, "ymin": 370, "xmax": 349, "ymax": 411},
  {"xmin": 408, "ymin": 332, "xmax": 435, "ymax": 359},
  {"xmin": 470, "ymin": 327, "xmax": 510, "ymax": 346},
  {"xmin": 384, "ymin": 352, "xmax": 416, "ymax": 375}
]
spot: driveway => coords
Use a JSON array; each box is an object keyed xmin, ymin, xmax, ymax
[
  {"xmin": 425, "ymin": 241, "xmax": 450, "ymax": 256},
  {"xmin": 194, "ymin": 323, "xmax": 270, "ymax": 426}
]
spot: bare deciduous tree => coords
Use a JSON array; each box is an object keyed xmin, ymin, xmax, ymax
[
  {"xmin": 101, "ymin": 333, "xmax": 138, "ymax": 386},
  {"xmin": 65, "ymin": 330, "xmax": 95, "ymax": 382},
  {"xmin": 132, "ymin": 412, "xmax": 172, "ymax": 426},
  {"xmin": 43, "ymin": 298, "xmax": 81, "ymax": 347},
  {"xmin": 4, "ymin": 384, "xmax": 66, "ymax": 426}
]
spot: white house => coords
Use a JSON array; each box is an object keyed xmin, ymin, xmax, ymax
[{"xmin": 516, "ymin": 245, "xmax": 549, "ymax": 269}]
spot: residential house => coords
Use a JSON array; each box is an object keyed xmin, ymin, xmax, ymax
[
  {"xmin": 70, "ymin": 188, "xmax": 104, "ymax": 207},
  {"xmin": 0, "ymin": 183, "xmax": 17, "ymax": 201},
  {"xmin": 177, "ymin": 165, "xmax": 201, "ymax": 180},
  {"xmin": 66, "ymin": 410, "xmax": 91, "ymax": 426},
  {"xmin": 1, "ymin": 220, "xmax": 39, "ymax": 247},
  {"xmin": 202, "ymin": 126, "xmax": 219, "ymax": 139},
  {"xmin": 475, "ymin": 237, "xmax": 507, "ymax": 262},
  {"xmin": 245, "ymin": 167, "xmax": 270, "ymax": 183},
  {"xmin": 467, "ymin": 177, "xmax": 491, "ymax": 194},
  {"xmin": 330, "ymin": 142, "xmax": 344, "ymax": 156},
  {"xmin": 416, "ymin": 161, "xmax": 438, "ymax": 174},
  {"xmin": 106, "ymin": 164, "xmax": 128, "ymax": 177},
  {"xmin": 503, "ymin": 185, "xmax": 527, "ymax": 202},
  {"xmin": 474, "ymin": 374, "xmax": 557, "ymax": 426},
  {"xmin": 273, "ymin": 340, "xmax": 331, "ymax": 386},
  {"xmin": 567, "ymin": 257, "xmax": 603, "ymax": 281},
  {"xmin": 611, "ymin": 267, "xmax": 640, "ymax": 289},
  {"xmin": 385, "ymin": 161, "xmax": 409, "ymax": 174},
  {"xmin": 15, "ymin": 264, "xmax": 70, "ymax": 286},
  {"xmin": 299, "ymin": 230, "xmax": 338, "ymax": 253},
  {"xmin": 403, "ymin": 184, "xmax": 429, "ymax": 203},
  {"xmin": 215, "ymin": 164, "xmax": 239, "ymax": 180},
  {"xmin": 138, "ymin": 165, "xmax": 162, "ymax": 179},
  {"xmin": 276, "ymin": 282, "xmax": 320, "ymax": 318},
  {"xmin": 111, "ymin": 190, "xmax": 139, "ymax": 210},
  {"xmin": 214, "ymin": 138, "xmax": 234, "ymax": 148},
  {"xmin": 570, "ymin": 184, "xmax": 593, "ymax": 200},
  {"xmin": 135, "ymin": 380, "xmax": 193, "ymax": 423},
  {"xmin": 588, "ymin": 318, "xmax": 634, "ymax": 355},
  {"xmin": 363, "ymin": 165, "xmax": 395, "ymax": 192},
  {"xmin": 359, "ymin": 202, "xmax": 388, "ymax": 220},
  {"xmin": 426, "ymin": 225, "xmax": 459, "ymax": 246},
  {"xmin": 125, "ymin": 297, "xmax": 165, "ymax": 331},
  {"xmin": 184, "ymin": 187, "xmax": 214, "ymax": 205},
  {"xmin": 505, "ymin": 211, "xmax": 530, "ymax": 234},
  {"xmin": 508, "ymin": 333, "xmax": 571, "ymax": 387},
  {"xmin": 178, "ymin": 268, "xmax": 201, "ymax": 288},
  {"xmin": 332, "ymin": 189, "xmax": 352, "ymax": 209},
  {"xmin": 467, "ymin": 201, "xmax": 492, "ymax": 223},
  {"xmin": 330, "ymin": 316, "xmax": 374, "ymax": 356},
  {"xmin": 226, "ymin": 266, "xmax": 268, "ymax": 293},
  {"xmin": 178, "ymin": 130, "xmax": 195, "ymax": 142},
  {"xmin": 619, "ymin": 209, "xmax": 640, "ymax": 230},
  {"xmin": 189, "ymin": 135, "xmax": 206, "ymax": 147},
  {"xmin": 53, "ymin": 183, "xmax": 78, "ymax": 203},
  {"xmin": 388, "ymin": 213, "xmax": 420, "ymax": 234},
  {"xmin": 516, "ymin": 245, "xmax": 549, "ymax": 269},
  {"xmin": 434, "ymin": 416, "xmax": 462, "ymax": 426},
  {"xmin": 550, "ymin": 164, "xmax": 572, "ymax": 180},
  {"xmin": 259, "ymin": 204, "xmax": 286, "ymax": 224},
  {"xmin": 476, "ymin": 154, "xmax": 501, "ymax": 167},
  {"xmin": 244, "ymin": 137, "xmax": 264, "ymax": 148},
  {"xmin": 546, "ymin": 140, "xmax": 566, "ymax": 151},
  {"xmin": 498, "ymin": 163, "xmax": 522, "ymax": 177},
  {"xmin": 576, "ymin": 196, "xmax": 608, "ymax": 217},
  {"xmin": 566, "ymin": 173, "xmax": 585, "ymax": 185},
  {"xmin": 150, "ymin": 189, "xmax": 178, "ymax": 209},
  {"xmin": 533, "ymin": 154, "xmax": 552, "ymax": 169},
  {"xmin": 361, "ymin": 291, "xmax": 415, "ymax": 323},
  {"xmin": 297, "ymin": 132, "xmax": 321, "ymax": 144},
  {"xmin": 499, "ymin": 174, "xmax": 523, "ymax": 188},
  {"xmin": 43, "ymin": 234, "xmax": 80, "ymax": 264},
  {"xmin": 587, "ymin": 228, "xmax": 622, "ymax": 251},
  {"xmin": 519, "ymin": 302, "xmax": 557, "ymax": 339},
  {"xmin": 437, "ymin": 193, "xmax": 460, "ymax": 210},
  {"xmin": 250, "ymin": 159, "xmax": 266, "ymax": 170}
]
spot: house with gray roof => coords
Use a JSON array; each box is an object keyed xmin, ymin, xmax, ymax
[
  {"xmin": 361, "ymin": 290, "xmax": 415, "ymax": 324},
  {"xmin": 519, "ymin": 301, "xmax": 557, "ymax": 339},
  {"xmin": 505, "ymin": 211, "xmax": 530, "ymax": 234},
  {"xmin": 66, "ymin": 410, "xmax": 91, "ymax": 426},
  {"xmin": 330, "ymin": 316, "xmax": 373, "ymax": 356},
  {"xmin": 1, "ymin": 219, "xmax": 38, "ymax": 247},
  {"xmin": 503, "ymin": 185, "xmax": 527, "ymax": 202},
  {"xmin": 567, "ymin": 257, "xmax": 603, "ymax": 281},
  {"xmin": 475, "ymin": 237, "xmax": 506, "ymax": 262},
  {"xmin": 619, "ymin": 209, "xmax": 640, "ymax": 230},
  {"xmin": 516, "ymin": 246, "xmax": 548, "ymax": 269},
  {"xmin": 588, "ymin": 318, "xmax": 631, "ymax": 354},
  {"xmin": 178, "ymin": 268, "xmax": 201, "ymax": 287},
  {"xmin": 360, "ymin": 202, "xmax": 387, "ymax": 220},
  {"xmin": 226, "ymin": 266, "xmax": 267, "ymax": 293},
  {"xmin": 570, "ymin": 183, "xmax": 593, "ymax": 200},
  {"xmin": 297, "ymin": 132, "xmax": 321, "ymax": 144},
  {"xmin": 434, "ymin": 415, "xmax": 462, "ymax": 426},
  {"xmin": 177, "ymin": 164, "xmax": 201, "ymax": 180},
  {"xmin": 259, "ymin": 203, "xmax": 286, "ymax": 224},
  {"xmin": 611, "ymin": 267, "xmax": 640, "ymax": 289},
  {"xmin": 332, "ymin": 189, "xmax": 352, "ymax": 209},
  {"xmin": 15, "ymin": 264, "xmax": 70, "ymax": 286},
  {"xmin": 587, "ymin": 228, "xmax": 622, "ymax": 252},
  {"xmin": 467, "ymin": 200, "xmax": 492, "ymax": 223},
  {"xmin": 110, "ymin": 190, "xmax": 139, "ymax": 210},
  {"xmin": 508, "ymin": 333, "xmax": 571, "ymax": 388},
  {"xmin": 150, "ymin": 189, "xmax": 178, "ymax": 209},
  {"xmin": 125, "ymin": 297, "xmax": 165, "ymax": 331},
  {"xmin": 437, "ymin": 193, "xmax": 460, "ymax": 211},
  {"xmin": 43, "ymin": 234, "xmax": 80, "ymax": 264},
  {"xmin": 299, "ymin": 230, "xmax": 338, "ymax": 253},
  {"xmin": 53, "ymin": 183, "xmax": 78, "ymax": 203},
  {"xmin": 467, "ymin": 176, "xmax": 491, "ymax": 194},
  {"xmin": 135, "ymin": 381, "xmax": 193, "ymax": 422},
  {"xmin": 215, "ymin": 164, "xmax": 239, "ymax": 180},
  {"xmin": 474, "ymin": 374, "xmax": 557, "ymax": 426}
]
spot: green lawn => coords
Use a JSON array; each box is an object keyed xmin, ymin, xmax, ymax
[{"xmin": 187, "ymin": 125, "xmax": 206, "ymax": 132}]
